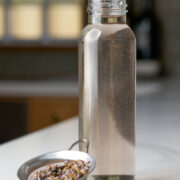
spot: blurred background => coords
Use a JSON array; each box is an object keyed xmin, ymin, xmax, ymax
[{"xmin": 0, "ymin": 0, "xmax": 179, "ymax": 144}]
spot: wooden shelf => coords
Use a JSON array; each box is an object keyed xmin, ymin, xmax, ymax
[
  {"xmin": 0, "ymin": 96, "xmax": 78, "ymax": 134},
  {"xmin": 28, "ymin": 97, "xmax": 78, "ymax": 132},
  {"xmin": 0, "ymin": 39, "xmax": 78, "ymax": 51}
]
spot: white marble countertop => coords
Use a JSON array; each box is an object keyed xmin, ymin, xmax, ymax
[{"xmin": 0, "ymin": 77, "xmax": 180, "ymax": 180}]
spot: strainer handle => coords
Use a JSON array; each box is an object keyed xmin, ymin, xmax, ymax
[{"xmin": 68, "ymin": 139, "xmax": 89, "ymax": 153}]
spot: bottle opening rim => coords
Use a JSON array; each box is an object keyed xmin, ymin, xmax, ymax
[{"xmin": 87, "ymin": 0, "xmax": 127, "ymax": 15}]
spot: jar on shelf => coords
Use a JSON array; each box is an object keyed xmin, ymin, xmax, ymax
[
  {"xmin": 47, "ymin": 0, "xmax": 83, "ymax": 39},
  {"xmin": 0, "ymin": 0, "xmax": 5, "ymax": 39},
  {"xmin": 10, "ymin": 0, "xmax": 43, "ymax": 40}
]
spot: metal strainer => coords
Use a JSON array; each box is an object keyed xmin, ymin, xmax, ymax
[{"xmin": 17, "ymin": 139, "xmax": 96, "ymax": 180}]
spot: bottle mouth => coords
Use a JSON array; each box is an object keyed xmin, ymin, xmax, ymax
[{"xmin": 88, "ymin": 0, "xmax": 127, "ymax": 16}]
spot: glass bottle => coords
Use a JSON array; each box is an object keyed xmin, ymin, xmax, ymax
[{"xmin": 79, "ymin": 0, "xmax": 136, "ymax": 179}]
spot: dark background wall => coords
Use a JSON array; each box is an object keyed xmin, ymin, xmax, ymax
[
  {"xmin": 0, "ymin": 49, "xmax": 78, "ymax": 80},
  {"xmin": 156, "ymin": 0, "xmax": 180, "ymax": 75}
]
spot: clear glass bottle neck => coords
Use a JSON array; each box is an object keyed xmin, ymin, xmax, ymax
[
  {"xmin": 87, "ymin": 0, "xmax": 127, "ymax": 24},
  {"xmin": 88, "ymin": 14, "xmax": 126, "ymax": 24}
]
